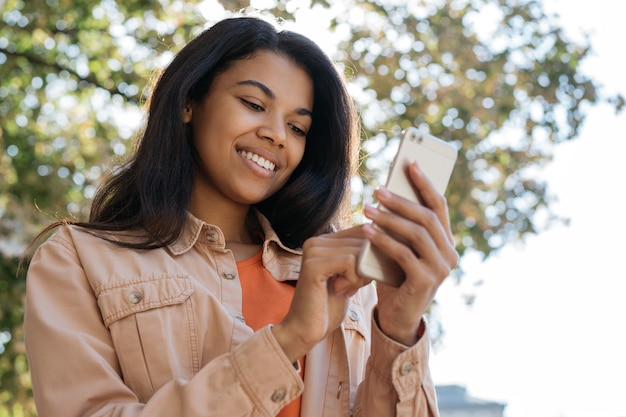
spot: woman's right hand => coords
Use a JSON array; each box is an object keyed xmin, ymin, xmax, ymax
[{"xmin": 271, "ymin": 227, "xmax": 371, "ymax": 363}]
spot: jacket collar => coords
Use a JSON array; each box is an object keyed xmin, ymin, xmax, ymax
[{"xmin": 168, "ymin": 211, "xmax": 302, "ymax": 282}]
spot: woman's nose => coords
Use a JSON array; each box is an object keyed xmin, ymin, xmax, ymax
[{"xmin": 257, "ymin": 115, "xmax": 287, "ymax": 146}]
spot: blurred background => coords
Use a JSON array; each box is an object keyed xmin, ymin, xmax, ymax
[{"xmin": 1, "ymin": 0, "xmax": 623, "ymax": 416}]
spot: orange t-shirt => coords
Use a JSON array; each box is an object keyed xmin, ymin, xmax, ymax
[{"xmin": 237, "ymin": 251, "xmax": 304, "ymax": 417}]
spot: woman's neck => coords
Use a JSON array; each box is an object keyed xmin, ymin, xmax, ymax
[
  {"xmin": 189, "ymin": 196, "xmax": 251, "ymax": 241},
  {"xmin": 226, "ymin": 240, "xmax": 262, "ymax": 262}
]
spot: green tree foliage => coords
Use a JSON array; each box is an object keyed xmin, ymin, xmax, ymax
[
  {"xmin": 0, "ymin": 0, "xmax": 621, "ymax": 414},
  {"xmin": 330, "ymin": 0, "xmax": 622, "ymax": 257}
]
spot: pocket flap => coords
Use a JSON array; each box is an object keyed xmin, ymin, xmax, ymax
[{"xmin": 97, "ymin": 274, "xmax": 194, "ymax": 327}]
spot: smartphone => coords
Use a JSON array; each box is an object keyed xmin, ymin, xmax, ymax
[{"xmin": 356, "ymin": 127, "xmax": 458, "ymax": 287}]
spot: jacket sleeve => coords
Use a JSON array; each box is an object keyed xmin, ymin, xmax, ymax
[
  {"xmin": 24, "ymin": 231, "xmax": 304, "ymax": 417},
  {"xmin": 353, "ymin": 313, "xmax": 439, "ymax": 417}
]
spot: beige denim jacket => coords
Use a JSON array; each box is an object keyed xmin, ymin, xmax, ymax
[{"xmin": 25, "ymin": 212, "xmax": 439, "ymax": 417}]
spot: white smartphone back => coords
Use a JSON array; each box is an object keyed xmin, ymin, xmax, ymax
[{"xmin": 357, "ymin": 127, "xmax": 458, "ymax": 287}]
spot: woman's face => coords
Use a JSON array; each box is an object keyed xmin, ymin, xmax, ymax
[{"xmin": 186, "ymin": 50, "xmax": 313, "ymax": 208}]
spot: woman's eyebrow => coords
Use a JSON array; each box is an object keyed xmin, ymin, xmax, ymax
[
  {"xmin": 237, "ymin": 80, "xmax": 275, "ymax": 99},
  {"xmin": 236, "ymin": 79, "xmax": 313, "ymax": 118}
]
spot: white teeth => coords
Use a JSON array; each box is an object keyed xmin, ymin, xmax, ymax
[{"xmin": 239, "ymin": 150, "xmax": 276, "ymax": 171}]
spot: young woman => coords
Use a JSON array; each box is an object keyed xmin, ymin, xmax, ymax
[{"xmin": 24, "ymin": 16, "xmax": 458, "ymax": 417}]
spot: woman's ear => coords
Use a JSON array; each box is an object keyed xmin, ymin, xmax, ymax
[{"xmin": 183, "ymin": 106, "xmax": 192, "ymax": 123}]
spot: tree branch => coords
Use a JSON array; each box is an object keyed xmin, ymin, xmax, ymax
[{"xmin": 1, "ymin": 47, "xmax": 138, "ymax": 104}]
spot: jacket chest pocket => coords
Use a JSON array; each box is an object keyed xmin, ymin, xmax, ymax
[{"xmin": 96, "ymin": 274, "xmax": 196, "ymax": 402}]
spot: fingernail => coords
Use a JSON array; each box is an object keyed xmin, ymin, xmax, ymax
[
  {"xmin": 364, "ymin": 205, "xmax": 379, "ymax": 217},
  {"xmin": 362, "ymin": 223, "xmax": 376, "ymax": 238},
  {"xmin": 377, "ymin": 187, "xmax": 391, "ymax": 198}
]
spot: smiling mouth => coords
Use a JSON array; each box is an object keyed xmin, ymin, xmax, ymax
[{"xmin": 238, "ymin": 150, "xmax": 276, "ymax": 171}]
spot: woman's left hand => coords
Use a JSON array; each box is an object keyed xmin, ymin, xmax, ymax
[{"xmin": 362, "ymin": 161, "xmax": 459, "ymax": 346}]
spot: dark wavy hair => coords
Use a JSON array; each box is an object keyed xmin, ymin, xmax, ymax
[{"xmin": 49, "ymin": 17, "xmax": 359, "ymax": 249}]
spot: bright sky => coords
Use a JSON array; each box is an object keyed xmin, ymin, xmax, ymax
[{"xmin": 429, "ymin": 1, "xmax": 626, "ymax": 416}]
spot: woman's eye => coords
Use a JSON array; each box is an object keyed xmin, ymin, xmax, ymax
[
  {"xmin": 241, "ymin": 99, "xmax": 264, "ymax": 112},
  {"xmin": 289, "ymin": 124, "xmax": 307, "ymax": 137}
]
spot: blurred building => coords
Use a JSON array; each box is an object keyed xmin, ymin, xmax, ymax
[{"xmin": 436, "ymin": 385, "xmax": 506, "ymax": 417}]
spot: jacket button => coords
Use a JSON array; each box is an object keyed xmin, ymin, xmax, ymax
[
  {"xmin": 400, "ymin": 361, "xmax": 413, "ymax": 376},
  {"xmin": 222, "ymin": 271, "xmax": 236, "ymax": 280},
  {"xmin": 271, "ymin": 388, "xmax": 286, "ymax": 402},
  {"xmin": 206, "ymin": 230, "xmax": 219, "ymax": 242},
  {"xmin": 127, "ymin": 290, "xmax": 143, "ymax": 304},
  {"xmin": 349, "ymin": 309, "xmax": 360, "ymax": 322}
]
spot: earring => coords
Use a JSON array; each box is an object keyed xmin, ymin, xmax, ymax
[{"xmin": 183, "ymin": 106, "xmax": 192, "ymax": 123}]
